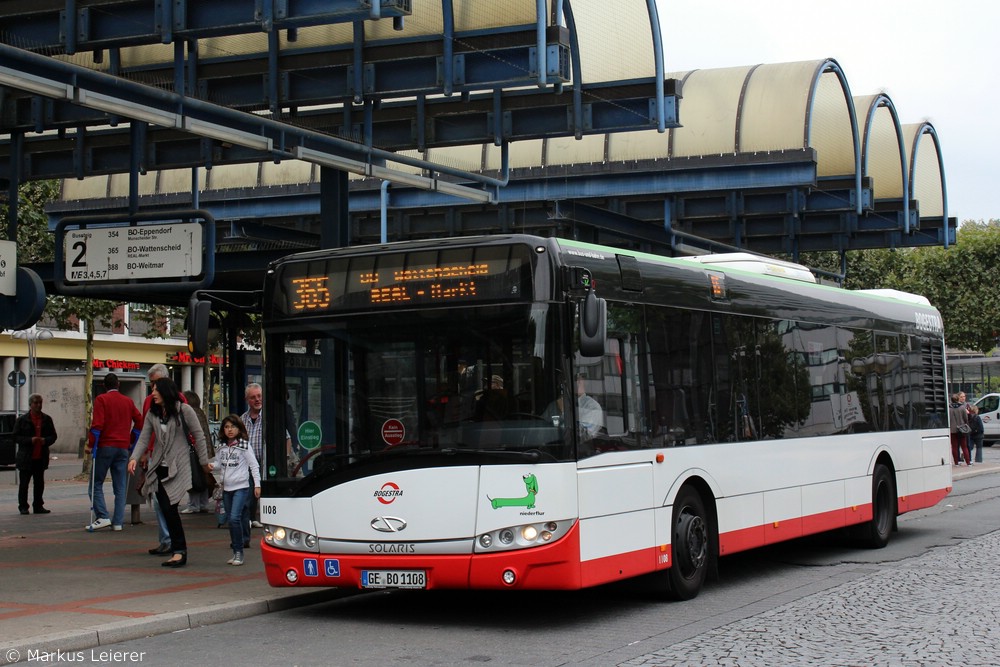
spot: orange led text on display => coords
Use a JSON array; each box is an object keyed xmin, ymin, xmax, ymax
[
  {"xmin": 291, "ymin": 276, "xmax": 332, "ymax": 311},
  {"xmin": 363, "ymin": 264, "xmax": 490, "ymax": 304}
]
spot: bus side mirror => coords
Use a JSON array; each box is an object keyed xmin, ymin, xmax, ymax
[
  {"xmin": 187, "ymin": 297, "xmax": 211, "ymax": 357},
  {"xmin": 579, "ymin": 289, "xmax": 607, "ymax": 358}
]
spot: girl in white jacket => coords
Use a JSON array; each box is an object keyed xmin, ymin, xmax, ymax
[{"xmin": 209, "ymin": 414, "xmax": 261, "ymax": 566}]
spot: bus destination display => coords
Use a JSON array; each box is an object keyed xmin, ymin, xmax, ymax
[{"xmin": 279, "ymin": 246, "xmax": 530, "ymax": 314}]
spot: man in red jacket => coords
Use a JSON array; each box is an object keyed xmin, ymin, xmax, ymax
[{"xmin": 86, "ymin": 373, "xmax": 143, "ymax": 531}]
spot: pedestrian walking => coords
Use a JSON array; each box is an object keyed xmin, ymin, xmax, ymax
[
  {"xmin": 140, "ymin": 364, "xmax": 187, "ymax": 555},
  {"xmin": 210, "ymin": 414, "xmax": 261, "ymax": 566},
  {"xmin": 128, "ymin": 377, "xmax": 210, "ymax": 568},
  {"xmin": 14, "ymin": 394, "xmax": 57, "ymax": 515},
  {"xmin": 85, "ymin": 373, "xmax": 143, "ymax": 532}
]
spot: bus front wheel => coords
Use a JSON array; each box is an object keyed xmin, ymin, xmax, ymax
[
  {"xmin": 667, "ymin": 486, "xmax": 710, "ymax": 600},
  {"xmin": 857, "ymin": 463, "xmax": 896, "ymax": 549}
]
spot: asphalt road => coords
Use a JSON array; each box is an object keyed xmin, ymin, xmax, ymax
[{"xmin": 25, "ymin": 456, "xmax": 998, "ymax": 667}]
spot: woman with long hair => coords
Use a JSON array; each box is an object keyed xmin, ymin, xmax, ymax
[{"xmin": 128, "ymin": 377, "xmax": 210, "ymax": 567}]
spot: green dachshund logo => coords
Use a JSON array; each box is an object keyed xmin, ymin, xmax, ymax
[{"xmin": 489, "ymin": 473, "xmax": 538, "ymax": 509}]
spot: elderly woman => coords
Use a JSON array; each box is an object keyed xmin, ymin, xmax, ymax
[{"xmin": 128, "ymin": 377, "xmax": 210, "ymax": 567}]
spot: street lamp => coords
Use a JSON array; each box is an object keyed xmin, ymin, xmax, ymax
[{"xmin": 12, "ymin": 326, "xmax": 55, "ymax": 397}]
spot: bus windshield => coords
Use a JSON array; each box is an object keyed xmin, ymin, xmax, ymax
[{"xmin": 268, "ymin": 302, "xmax": 573, "ymax": 485}]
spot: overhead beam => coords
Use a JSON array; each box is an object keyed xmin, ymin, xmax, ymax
[
  {"xmin": 1, "ymin": 1, "xmax": 413, "ymax": 52},
  {"xmin": 0, "ymin": 43, "xmax": 679, "ymax": 182}
]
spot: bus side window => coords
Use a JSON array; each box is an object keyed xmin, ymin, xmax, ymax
[
  {"xmin": 594, "ymin": 303, "xmax": 649, "ymax": 453},
  {"xmin": 645, "ymin": 306, "xmax": 698, "ymax": 446}
]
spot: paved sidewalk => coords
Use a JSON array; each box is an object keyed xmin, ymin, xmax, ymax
[
  {"xmin": 0, "ymin": 457, "xmax": 341, "ymax": 659},
  {"xmin": 1, "ymin": 450, "xmax": 996, "ymax": 660}
]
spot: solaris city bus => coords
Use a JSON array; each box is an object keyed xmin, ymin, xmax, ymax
[{"xmin": 193, "ymin": 234, "xmax": 952, "ymax": 600}]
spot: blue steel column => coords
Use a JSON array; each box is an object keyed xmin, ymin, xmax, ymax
[
  {"xmin": 352, "ymin": 22, "xmax": 365, "ymax": 104},
  {"xmin": 128, "ymin": 122, "xmax": 142, "ymax": 215},
  {"xmin": 380, "ymin": 180, "xmax": 390, "ymax": 243},
  {"xmin": 320, "ymin": 167, "xmax": 350, "ymax": 249},
  {"xmin": 63, "ymin": 0, "xmax": 77, "ymax": 55},
  {"xmin": 562, "ymin": 0, "xmax": 584, "ymax": 139},
  {"xmin": 268, "ymin": 29, "xmax": 280, "ymax": 113},
  {"xmin": 645, "ymin": 1, "xmax": 666, "ymax": 132},
  {"xmin": 441, "ymin": 0, "xmax": 454, "ymax": 97},
  {"xmin": 536, "ymin": 0, "xmax": 547, "ymax": 88}
]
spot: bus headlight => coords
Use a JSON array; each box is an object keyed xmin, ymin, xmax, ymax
[
  {"xmin": 264, "ymin": 524, "xmax": 319, "ymax": 553},
  {"xmin": 474, "ymin": 519, "xmax": 574, "ymax": 553}
]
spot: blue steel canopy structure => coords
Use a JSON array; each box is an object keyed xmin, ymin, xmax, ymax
[
  {"xmin": 0, "ymin": 1, "xmax": 955, "ymax": 304},
  {"xmin": 50, "ymin": 59, "xmax": 954, "ymax": 263},
  {"xmin": 0, "ymin": 1, "xmax": 675, "ymax": 185}
]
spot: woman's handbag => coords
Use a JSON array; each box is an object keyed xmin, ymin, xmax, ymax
[
  {"xmin": 178, "ymin": 415, "xmax": 207, "ymax": 493},
  {"xmin": 957, "ymin": 423, "xmax": 971, "ymax": 434}
]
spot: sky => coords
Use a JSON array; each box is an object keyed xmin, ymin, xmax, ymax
[{"xmin": 657, "ymin": 0, "xmax": 998, "ymax": 224}]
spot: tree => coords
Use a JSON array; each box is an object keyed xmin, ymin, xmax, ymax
[
  {"xmin": 5, "ymin": 181, "xmax": 122, "ymax": 472},
  {"xmin": 902, "ymin": 222, "xmax": 1000, "ymax": 352},
  {"xmin": 801, "ymin": 219, "xmax": 1000, "ymax": 354}
]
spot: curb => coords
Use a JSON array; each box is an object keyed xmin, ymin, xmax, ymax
[{"xmin": 0, "ymin": 589, "xmax": 343, "ymax": 660}]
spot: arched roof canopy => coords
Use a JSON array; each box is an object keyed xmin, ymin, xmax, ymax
[
  {"xmin": 56, "ymin": 56, "xmax": 953, "ymax": 261},
  {"xmin": 855, "ymin": 94, "xmax": 909, "ymax": 230},
  {"xmin": 904, "ymin": 122, "xmax": 949, "ymax": 241},
  {"xmin": 0, "ymin": 0, "xmax": 679, "ymax": 191}
]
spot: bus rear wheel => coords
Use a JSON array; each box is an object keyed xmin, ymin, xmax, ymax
[
  {"xmin": 667, "ymin": 486, "xmax": 709, "ymax": 600},
  {"xmin": 857, "ymin": 463, "xmax": 896, "ymax": 549}
]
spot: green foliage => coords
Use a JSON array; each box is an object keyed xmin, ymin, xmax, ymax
[
  {"xmin": 800, "ymin": 220, "xmax": 1000, "ymax": 353},
  {"xmin": 4, "ymin": 181, "xmax": 59, "ymax": 260}
]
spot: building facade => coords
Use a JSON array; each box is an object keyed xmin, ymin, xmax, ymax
[{"xmin": 1, "ymin": 306, "xmax": 223, "ymax": 455}]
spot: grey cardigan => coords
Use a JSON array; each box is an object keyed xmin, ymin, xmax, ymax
[{"xmin": 130, "ymin": 402, "xmax": 210, "ymax": 506}]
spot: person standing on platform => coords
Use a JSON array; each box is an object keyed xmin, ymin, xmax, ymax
[
  {"xmin": 15, "ymin": 394, "xmax": 57, "ymax": 515},
  {"xmin": 85, "ymin": 373, "xmax": 143, "ymax": 532},
  {"xmin": 141, "ymin": 364, "xmax": 187, "ymax": 555},
  {"xmin": 128, "ymin": 377, "xmax": 210, "ymax": 568},
  {"xmin": 241, "ymin": 383, "xmax": 265, "ymax": 529},
  {"xmin": 241, "ymin": 382, "xmax": 292, "ymax": 529},
  {"xmin": 181, "ymin": 390, "xmax": 215, "ymax": 514},
  {"xmin": 968, "ymin": 404, "xmax": 985, "ymax": 464}
]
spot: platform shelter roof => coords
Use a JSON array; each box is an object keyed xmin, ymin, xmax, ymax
[{"xmin": 59, "ymin": 58, "xmax": 950, "ymax": 257}]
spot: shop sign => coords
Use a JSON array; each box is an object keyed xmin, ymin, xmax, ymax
[
  {"xmin": 169, "ymin": 351, "xmax": 223, "ymax": 365},
  {"xmin": 92, "ymin": 359, "xmax": 141, "ymax": 371}
]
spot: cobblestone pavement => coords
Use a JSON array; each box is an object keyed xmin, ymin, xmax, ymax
[{"xmin": 619, "ymin": 528, "xmax": 1000, "ymax": 667}]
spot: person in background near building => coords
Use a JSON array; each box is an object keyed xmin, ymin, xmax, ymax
[
  {"xmin": 968, "ymin": 404, "xmax": 985, "ymax": 464},
  {"xmin": 85, "ymin": 373, "xmax": 143, "ymax": 532},
  {"xmin": 949, "ymin": 392, "xmax": 972, "ymax": 467},
  {"xmin": 961, "ymin": 392, "xmax": 975, "ymax": 464},
  {"xmin": 181, "ymin": 390, "xmax": 215, "ymax": 514},
  {"xmin": 141, "ymin": 364, "xmax": 188, "ymax": 556},
  {"xmin": 128, "ymin": 377, "xmax": 210, "ymax": 568},
  {"xmin": 15, "ymin": 394, "xmax": 57, "ymax": 515},
  {"xmin": 210, "ymin": 414, "xmax": 261, "ymax": 566}
]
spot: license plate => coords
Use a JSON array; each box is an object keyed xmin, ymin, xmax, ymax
[{"xmin": 361, "ymin": 569, "xmax": 427, "ymax": 589}]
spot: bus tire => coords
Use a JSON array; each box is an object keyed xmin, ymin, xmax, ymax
[
  {"xmin": 859, "ymin": 463, "xmax": 896, "ymax": 549},
  {"xmin": 667, "ymin": 486, "xmax": 710, "ymax": 600}
]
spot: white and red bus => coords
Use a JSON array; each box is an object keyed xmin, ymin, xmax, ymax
[{"xmin": 238, "ymin": 234, "xmax": 950, "ymax": 599}]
